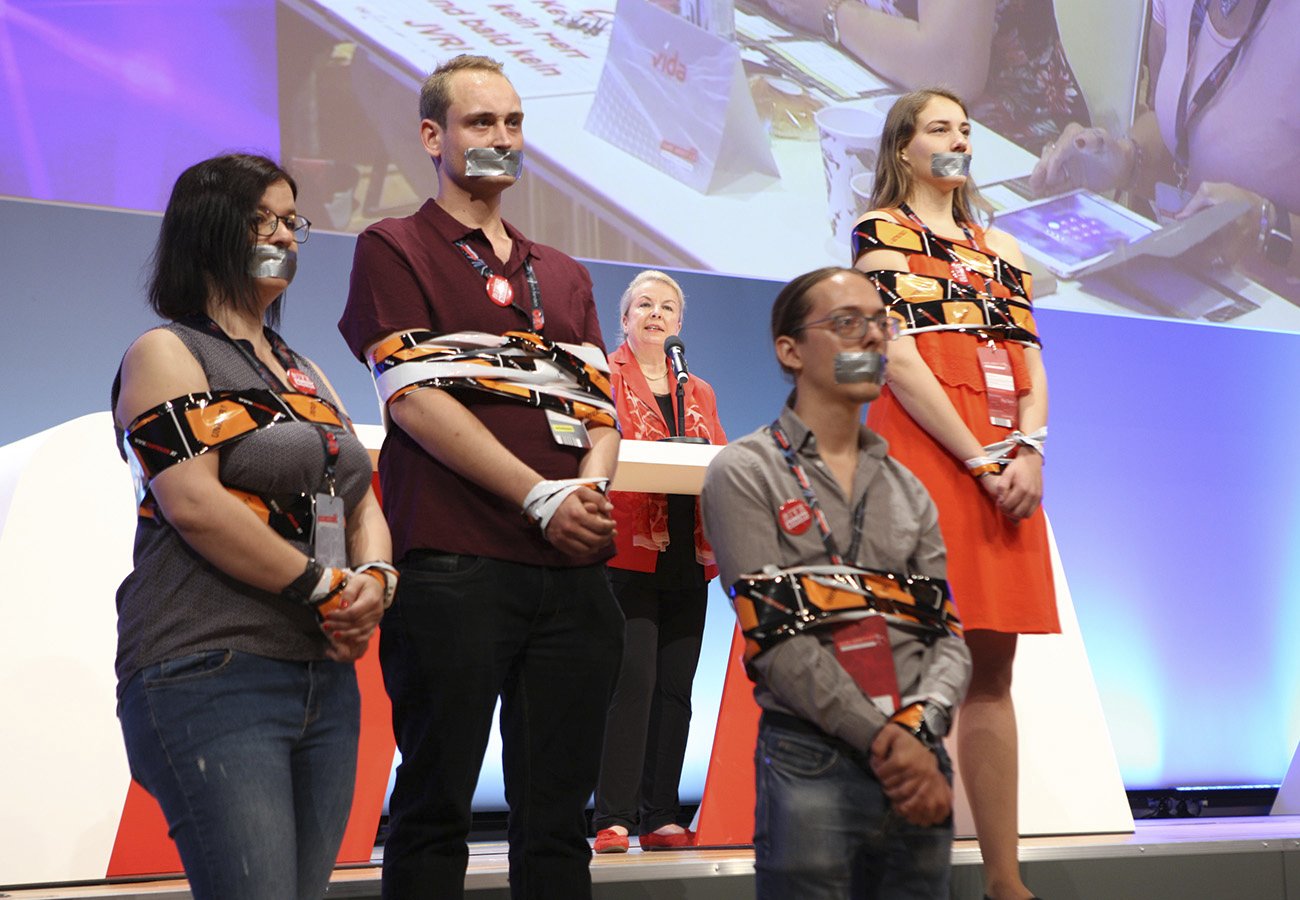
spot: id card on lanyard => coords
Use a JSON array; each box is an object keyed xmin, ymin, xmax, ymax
[
  {"xmin": 976, "ymin": 342, "xmax": 1018, "ymax": 428},
  {"xmin": 311, "ymin": 428, "xmax": 347, "ymax": 568},
  {"xmin": 832, "ymin": 616, "xmax": 900, "ymax": 715}
]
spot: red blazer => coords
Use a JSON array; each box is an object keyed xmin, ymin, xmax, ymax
[{"xmin": 607, "ymin": 342, "xmax": 726, "ymax": 579}]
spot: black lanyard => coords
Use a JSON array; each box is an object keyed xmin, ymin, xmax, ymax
[
  {"xmin": 189, "ymin": 315, "xmax": 306, "ymax": 393},
  {"xmin": 770, "ymin": 421, "xmax": 868, "ymax": 566},
  {"xmin": 188, "ymin": 315, "xmax": 342, "ymax": 494},
  {"xmin": 1173, "ymin": 0, "xmax": 1270, "ymax": 180},
  {"xmin": 453, "ymin": 238, "xmax": 545, "ymax": 333},
  {"xmin": 898, "ymin": 203, "xmax": 1004, "ymax": 306}
]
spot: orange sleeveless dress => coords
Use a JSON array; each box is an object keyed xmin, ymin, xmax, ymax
[{"xmin": 854, "ymin": 210, "xmax": 1059, "ymax": 634}]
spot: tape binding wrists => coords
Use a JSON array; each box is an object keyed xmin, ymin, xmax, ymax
[
  {"xmin": 355, "ymin": 561, "xmax": 399, "ymax": 609},
  {"xmin": 521, "ymin": 477, "xmax": 609, "ymax": 534},
  {"xmin": 965, "ymin": 460, "xmax": 1002, "ymax": 478},
  {"xmin": 889, "ymin": 702, "xmax": 942, "ymax": 751},
  {"xmin": 282, "ymin": 558, "xmax": 350, "ymax": 621},
  {"xmin": 965, "ymin": 427, "xmax": 1048, "ymax": 477}
]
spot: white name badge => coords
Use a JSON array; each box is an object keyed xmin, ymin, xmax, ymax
[
  {"xmin": 584, "ymin": 0, "xmax": 779, "ymax": 194},
  {"xmin": 312, "ymin": 494, "xmax": 348, "ymax": 569},
  {"xmin": 546, "ymin": 410, "xmax": 591, "ymax": 449}
]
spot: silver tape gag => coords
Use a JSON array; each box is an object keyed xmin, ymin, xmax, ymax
[
  {"xmin": 464, "ymin": 148, "xmax": 523, "ymax": 178},
  {"xmin": 250, "ymin": 245, "xmax": 297, "ymax": 282},
  {"xmin": 930, "ymin": 152, "xmax": 971, "ymax": 178},
  {"xmin": 834, "ymin": 351, "xmax": 886, "ymax": 384}
]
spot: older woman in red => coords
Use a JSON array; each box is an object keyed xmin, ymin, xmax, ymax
[{"xmin": 592, "ymin": 270, "xmax": 726, "ymax": 853}]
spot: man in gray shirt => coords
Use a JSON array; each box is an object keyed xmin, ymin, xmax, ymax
[{"xmin": 701, "ymin": 267, "xmax": 971, "ymax": 899}]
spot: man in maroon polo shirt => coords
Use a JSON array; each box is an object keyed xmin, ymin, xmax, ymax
[{"xmin": 338, "ymin": 55, "xmax": 623, "ymax": 900}]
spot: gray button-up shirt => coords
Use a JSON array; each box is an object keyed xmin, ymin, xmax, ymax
[{"xmin": 701, "ymin": 405, "xmax": 971, "ymax": 752}]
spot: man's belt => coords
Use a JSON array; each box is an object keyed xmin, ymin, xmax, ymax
[
  {"xmin": 367, "ymin": 330, "xmax": 617, "ymax": 429},
  {"xmin": 730, "ymin": 565, "xmax": 962, "ymax": 662},
  {"xmin": 120, "ymin": 389, "xmax": 347, "ymax": 540}
]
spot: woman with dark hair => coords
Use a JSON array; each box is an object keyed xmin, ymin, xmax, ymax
[
  {"xmin": 592, "ymin": 270, "xmax": 726, "ymax": 853},
  {"xmin": 112, "ymin": 153, "xmax": 392, "ymax": 900},
  {"xmin": 852, "ymin": 90, "xmax": 1057, "ymax": 900}
]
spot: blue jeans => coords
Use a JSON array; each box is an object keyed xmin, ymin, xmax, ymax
[
  {"xmin": 754, "ymin": 716, "xmax": 953, "ymax": 900},
  {"xmin": 380, "ymin": 553, "xmax": 624, "ymax": 900},
  {"xmin": 119, "ymin": 650, "xmax": 360, "ymax": 900}
]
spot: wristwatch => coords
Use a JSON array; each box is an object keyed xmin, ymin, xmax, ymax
[
  {"xmin": 922, "ymin": 702, "xmax": 951, "ymax": 739},
  {"xmin": 823, "ymin": 0, "xmax": 852, "ymax": 45}
]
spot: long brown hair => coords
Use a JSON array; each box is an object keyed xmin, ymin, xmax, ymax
[{"xmin": 869, "ymin": 88, "xmax": 991, "ymax": 225}]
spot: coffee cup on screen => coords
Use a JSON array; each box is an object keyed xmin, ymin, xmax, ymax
[
  {"xmin": 850, "ymin": 172, "xmax": 876, "ymax": 227},
  {"xmin": 814, "ymin": 96, "xmax": 895, "ymax": 247}
]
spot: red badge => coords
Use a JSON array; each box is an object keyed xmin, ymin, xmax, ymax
[
  {"xmin": 778, "ymin": 499, "xmax": 813, "ymax": 535},
  {"xmin": 531, "ymin": 306, "xmax": 545, "ymax": 332},
  {"xmin": 286, "ymin": 367, "xmax": 318, "ymax": 395},
  {"xmin": 949, "ymin": 261, "xmax": 970, "ymax": 285},
  {"xmin": 486, "ymin": 274, "xmax": 514, "ymax": 306}
]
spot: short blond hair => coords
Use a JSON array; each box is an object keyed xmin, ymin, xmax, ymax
[
  {"xmin": 419, "ymin": 55, "xmax": 506, "ymax": 126},
  {"xmin": 617, "ymin": 270, "xmax": 686, "ymax": 339}
]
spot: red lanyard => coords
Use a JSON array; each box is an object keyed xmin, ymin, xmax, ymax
[
  {"xmin": 189, "ymin": 316, "xmax": 342, "ymax": 493},
  {"xmin": 453, "ymin": 238, "xmax": 545, "ymax": 333},
  {"xmin": 771, "ymin": 421, "xmax": 867, "ymax": 566}
]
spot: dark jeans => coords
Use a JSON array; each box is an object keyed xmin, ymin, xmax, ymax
[
  {"xmin": 754, "ymin": 717, "xmax": 953, "ymax": 900},
  {"xmin": 380, "ymin": 553, "xmax": 624, "ymax": 900},
  {"xmin": 592, "ymin": 571, "xmax": 707, "ymax": 833},
  {"xmin": 119, "ymin": 650, "xmax": 360, "ymax": 900}
]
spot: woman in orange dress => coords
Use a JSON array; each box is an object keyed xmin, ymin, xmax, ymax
[{"xmin": 852, "ymin": 89, "xmax": 1057, "ymax": 900}]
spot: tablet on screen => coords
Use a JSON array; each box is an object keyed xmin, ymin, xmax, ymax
[{"xmin": 994, "ymin": 189, "xmax": 1156, "ymax": 278}]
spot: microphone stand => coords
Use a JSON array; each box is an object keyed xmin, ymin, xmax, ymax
[{"xmin": 658, "ymin": 378, "xmax": 708, "ymax": 445}]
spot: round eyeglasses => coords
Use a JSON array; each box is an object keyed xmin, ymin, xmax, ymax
[
  {"xmin": 252, "ymin": 209, "xmax": 311, "ymax": 243},
  {"xmin": 794, "ymin": 310, "xmax": 901, "ymax": 342}
]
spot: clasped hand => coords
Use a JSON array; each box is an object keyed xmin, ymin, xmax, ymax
[
  {"xmin": 322, "ymin": 572, "xmax": 385, "ymax": 662},
  {"xmin": 978, "ymin": 451, "xmax": 1042, "ymax": 520},
  {"xmin": 870, "ymin": 724, "xmax": 951, "ymax": 827},
  {"xmin": 544, "ymin": 486, "xmax": 616, "ymax": 556}
]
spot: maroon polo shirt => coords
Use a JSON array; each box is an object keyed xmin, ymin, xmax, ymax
[{"xmin": 339, "ymin": 199, "xmax": 609, "ymax": 567}]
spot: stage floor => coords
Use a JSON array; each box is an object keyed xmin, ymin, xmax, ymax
[{"xmin": 8, "ymin": 817, "xmax": 1300, "ymax": 899}]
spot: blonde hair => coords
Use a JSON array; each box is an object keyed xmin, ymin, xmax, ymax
[
  {"xmin": 869, "ymin": 88, "xmax": 992, "ymax": 225},
  {"xmin": 617, "ymin": 270, "xmax": 686, "ymax": 340}
]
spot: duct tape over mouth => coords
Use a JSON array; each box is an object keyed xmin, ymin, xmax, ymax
[
  {"xmin": 250, "ymin": 245, "xmax": 297, "ymax": 281},
  {"xmin": 465, "ymin": 148, "xmax": 523, "ymax": 178},
  {"xmin": 834, "ymin": 351, "xmax": 886, "ymax": 384},
  {"xmin": 931, "ymin": 152, "xmax": 971, "ymax": 178}
]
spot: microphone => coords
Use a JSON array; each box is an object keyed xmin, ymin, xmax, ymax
[{"xmin": 664, "ymin": 335, "xmax": 689, "ymax": 387}]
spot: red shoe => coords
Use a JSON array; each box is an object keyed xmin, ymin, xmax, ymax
[
  {"xmin": 638, "ymin": 829, "xmax": 695, "ymax": 850},
  {"xmin": 594, "ymin": 828, "xmax": 629, "ymax": 854}
]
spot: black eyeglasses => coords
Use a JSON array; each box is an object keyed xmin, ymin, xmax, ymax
[
  {"xmin": 252, "ymin": 209, "xmax": 311, "ymax": 242},
  {"xmin": 794, "ymin": 310, "xmax": 901, "ymax": 342}
]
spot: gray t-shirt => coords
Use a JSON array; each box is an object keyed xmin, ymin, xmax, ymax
[
  {"xmin": 700, "ymin": 405, "xmax": 971, "ymax": 752},
  {"xmin": 113, "ymin": 322, "xmax": 373, "ymax": 696}
]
